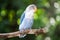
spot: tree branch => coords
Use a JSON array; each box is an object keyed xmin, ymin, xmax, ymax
[{"xmin": 0, "ymin": 29, "xmax": 46, "ymax": 38}]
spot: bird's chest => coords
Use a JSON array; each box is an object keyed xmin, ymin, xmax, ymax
[
  {"xmin": 20, "ymin": 18, "xmax": 33, "ymax": 29},
  {"xmin": 25, "ymin": 12, "xmax": 34, "ymax": 19},
  {"xmin": 23, "ymin": 18, "xmax": 33, "ymax": 23},
  {"xmin": 22, "ymin": 18, "xmax": 33, "ymax": 25}
]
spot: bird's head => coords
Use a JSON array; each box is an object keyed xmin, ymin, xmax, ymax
[{"xmin": 25, "ymin": 4, "xmax": 37, "ymax": 13}]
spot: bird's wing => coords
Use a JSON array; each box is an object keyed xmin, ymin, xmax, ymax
[{"xmin": 20, "ymin": 12, "xmax": 25, "ymax": 24}]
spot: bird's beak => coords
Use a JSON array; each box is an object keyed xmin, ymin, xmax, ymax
[{"xmin": 34, "ymin": 7, "xmax": 37, "ymax": 12}]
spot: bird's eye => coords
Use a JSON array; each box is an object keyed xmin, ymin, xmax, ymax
[
  {"xmin": 31, "ymin": 6, "xmax": 35, "ymax": 9},
  {"xmin": 29, "ymin": 6, "xmax": 36, "ymax": 10}
]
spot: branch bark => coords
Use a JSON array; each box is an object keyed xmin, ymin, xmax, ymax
[{"xmin": 0, "ymin": 29, "xmax": 46, "ymax": 38}]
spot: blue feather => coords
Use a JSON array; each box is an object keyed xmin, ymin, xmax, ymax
[{"xmin": 20, "ymin": 12, "xmax": 25, "ymax": 24}]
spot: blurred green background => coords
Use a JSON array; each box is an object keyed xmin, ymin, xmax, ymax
[{"xmin": 0, "ymin": 0, "xmax": 60, "ymax": 40}]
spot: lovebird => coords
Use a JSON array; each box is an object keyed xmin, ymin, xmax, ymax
[{"xmin": 19, "ymin": 4, "xmax": 37, "ymax": 38}]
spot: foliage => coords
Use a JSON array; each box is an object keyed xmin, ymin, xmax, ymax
[{"xmin": 0, "ymin": 0, "xmax": 60, "ymax": 40}]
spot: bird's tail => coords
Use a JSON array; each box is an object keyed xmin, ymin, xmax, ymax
[{"xmin": 19, "ymin": 34, "xmax": 26, "ymax": 38}]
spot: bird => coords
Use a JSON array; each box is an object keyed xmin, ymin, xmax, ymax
[{"xmin": 19, "ymin": 4, "xmax": 37, "ymax": 38}]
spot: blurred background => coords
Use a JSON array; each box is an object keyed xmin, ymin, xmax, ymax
[{"xmin": 0, "ymin": 0, "xmax": 60, "ymax": 40}]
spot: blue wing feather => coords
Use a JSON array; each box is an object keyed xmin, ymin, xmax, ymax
[{"xmin": 20, "ymin": 12, "xmax": 25, "ymax": 24}]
